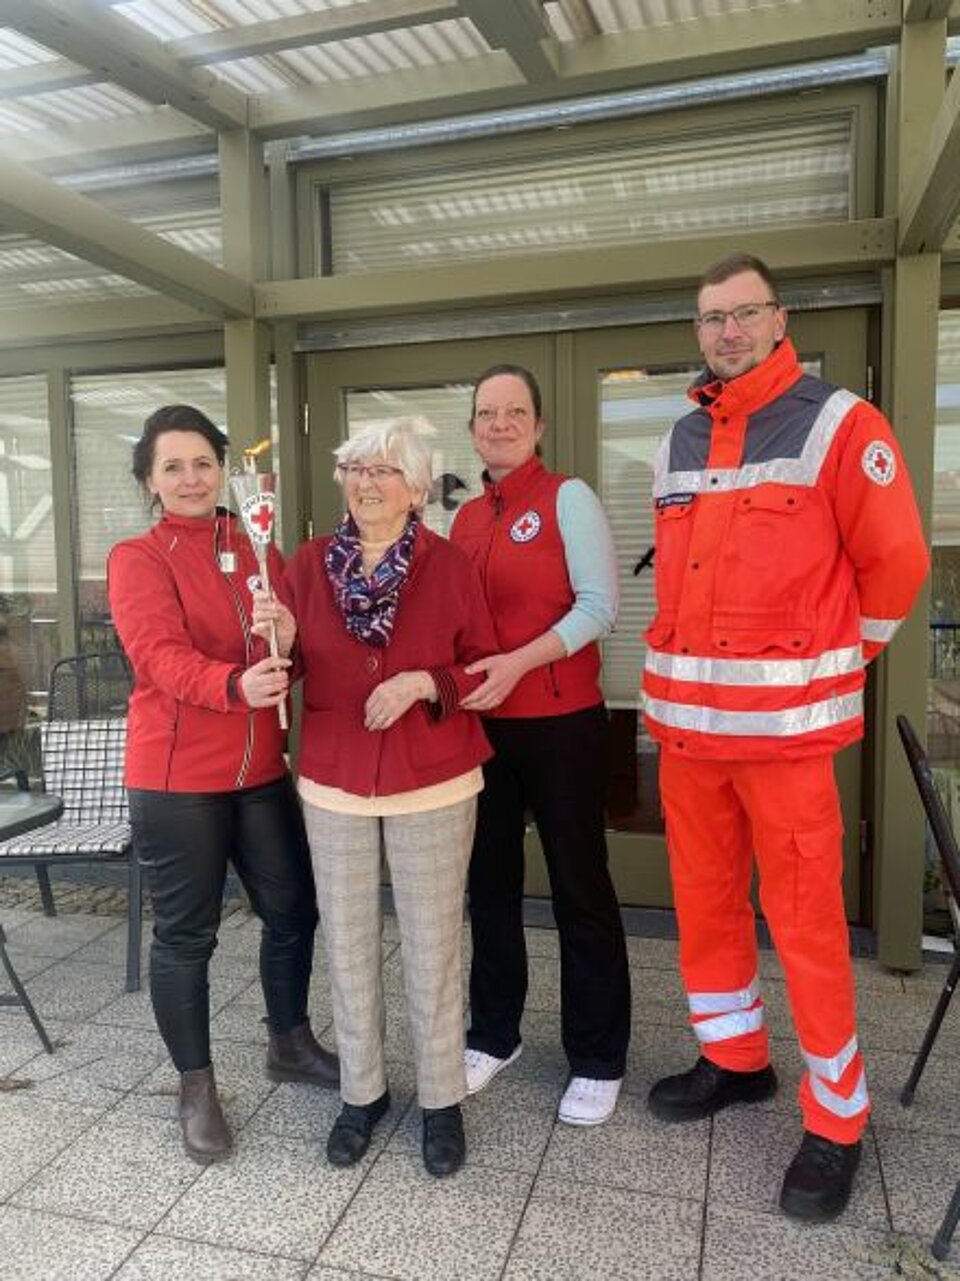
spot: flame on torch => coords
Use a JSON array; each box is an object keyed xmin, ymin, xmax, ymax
[{"xmin": 242, "ymin": 438, "xmax": 272, "ymax": 475}]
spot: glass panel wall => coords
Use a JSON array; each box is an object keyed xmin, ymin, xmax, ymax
[
  {"xmin": 71, "ymin": 369, "xmax": 226, "ymax": 649},
  {"xmin": 325, "ymin": 116, "xmax": 852, "ymax": 275},
  {"xmin": 0, "ymin": 374, "xmax": 58, "ymax": 766}
]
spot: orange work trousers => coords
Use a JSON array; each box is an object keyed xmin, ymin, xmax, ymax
[{"xmin": 659, "ymin": 751, "xmax": 869, "ymax": 1144}]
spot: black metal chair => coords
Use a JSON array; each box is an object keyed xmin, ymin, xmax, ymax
[
  {"xmin": 0, "ymin": 921, "xmax": 53, "ymax": 1053},
  {"xmin": 0, "ymin": 715, "xmax": 142, "ymax": 993},
  {"xmin": 896, "ymin": 713, "xmax": 960, "ymax": 1260},
  {"xmin": 47, "ymin": 651, "xmax": 133, "ymax": 721}
]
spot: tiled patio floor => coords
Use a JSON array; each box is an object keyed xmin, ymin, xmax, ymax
[{"xmin": 1, "ymin": 901, "xmax": 959, "ymax": 1280}]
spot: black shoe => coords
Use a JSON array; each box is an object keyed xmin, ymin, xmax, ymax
[
  {"xmin": 648, "ymin": 1057, "xmax": 778, "ymax": 1122},
  {"xmin": 779, "ymin": 1131, "xmax": 862, "ymax": 1222},
  {"xmin": 422, "ymin": 1104, "xmax": 465, "ymax": 1178},
  {"xmin": 326, "ymin": 1091, "xmax": 390, "ymax": 1168}
]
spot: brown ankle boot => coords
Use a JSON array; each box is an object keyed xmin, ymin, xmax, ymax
[
  {"xmin": 265, "ymin": 1020, "xmax": 339, "ymax": 1087},
  {"xmin": 179, "ymin": 1066, "xmax": 233, "ymax": 1164}
]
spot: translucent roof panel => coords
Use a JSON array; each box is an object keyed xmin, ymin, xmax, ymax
[
  {"xmin": 0, "ymin": 83, "xmax": 152, "ymax": 135},
  {"xmin": 544, "ymin": 0, "xmax": 806, "ymax": 40},
  {"xmin": 211, "ymin": 19, "xmax": 487, "ymax": 91},
  {"xmin": 111, "ymin": 0, "xmax": 366, "ymax": 43},
  {"xmin": 0, "ymin": 236, "xmax": 154, "ymax": 312},
  {"xmin": 0, "ymin": 28, "xmax": 61, "ymax": 67}
]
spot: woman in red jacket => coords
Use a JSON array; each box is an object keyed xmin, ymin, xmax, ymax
[
  {"xmin": 108, "ymin": 404, "xmax": 337, "ymax": 1166},
  {"xmin": 257, "ymin": 418, "xmax": 496, "ymax": 1178}
]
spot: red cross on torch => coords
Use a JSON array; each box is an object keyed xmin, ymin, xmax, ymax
[{"xmin": 229, "ymin": 440, "xmax": 287, "ymax": 731}]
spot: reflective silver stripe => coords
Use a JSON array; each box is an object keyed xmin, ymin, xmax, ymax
[
  {"xmin": 693, "ymin": 1006, "xmax": 765, "ymax": 1044},
  {"xmin": 809, "ymin": 1067, "xmax": 869, "ymax": 1119},
  {"xmin": 652, "ymin": 430, "xmax": 674, "ymax": 497},
  {"xmin": 802, "ymin": 1035, "xmax": 859, "ymax": 1084},
  {"xmin": 642, "ymin": 690, "xmax": 863, "ymax": 737},
  {"xmin": 688, "ymin": 975, "xmax": 760, "ymax": 1016},
  {"xmin": 645, "ymin": 646, "xmax": 862, "ymax": 689},
  {"xmin": 861, "ymin": 616, "xmax": 900, "ymax": 643},
  {"xmin": 654, "ymin": 388, "xmax": 859, "ymax": 498}
]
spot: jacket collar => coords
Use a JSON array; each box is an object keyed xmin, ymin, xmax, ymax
[
  {"xmin": 482, "ymin": 454, "xmax": 545, "ymax": 507},
  {"xmin": 157, "ymin": 505, "xmax": 231, "ymax": 533},
  {"xmin": 689, "ymin": 337, "xmax": 803, "ymax": 415}
]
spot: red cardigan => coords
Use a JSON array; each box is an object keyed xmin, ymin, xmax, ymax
[
  {"xmin": 286, "ymin": 523, "xmax": 496, "ymax": 796},
  {"xmin": 108, "ymin": 509, "xmax": 288, "ymax": 792}
]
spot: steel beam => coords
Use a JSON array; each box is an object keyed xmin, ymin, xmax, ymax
[
  {"xmin": 0, "ymin": 154, "xmax": 251, "ymax": 317},
  {"xmin": 171, "ymin": 0, "xmax": 460, "ymax": 67},
  {"xmin": 0, "ymin": 0, "xmax": 248, "ymax": 131},
  {"xmin": 255, "ymin": 218, "xmax": 896, "ymax": 320},
  {"xmin": 456, "ymin": 0, "xmax": 558, "ymax": 82},
  {"xmin": 904, "ymin": 0, "xmax": 954, "ymax": 19},
  {"xmin": 0, "ymin": 298, "xmax": 211, "ymax": 347},
  {"xmin": 900, "ymin": 60, "xmax": 960, "ymax": 251}
]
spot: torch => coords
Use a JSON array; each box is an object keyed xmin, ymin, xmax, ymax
[{"xmin": 230, "ymin": 440, "xmax": 288, "ymax": 731}]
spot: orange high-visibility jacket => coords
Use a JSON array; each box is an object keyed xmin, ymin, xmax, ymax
[{"xmin": 642, "ymin": 338, "xmax": 929, "ymax": 760}]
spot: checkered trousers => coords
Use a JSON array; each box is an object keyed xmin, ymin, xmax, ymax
[{"xmin": 303, "ymin": 797, "xmax": 475, "ymax": 1109}]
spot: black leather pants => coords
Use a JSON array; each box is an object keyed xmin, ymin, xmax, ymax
[{"xmin": 130, "ymin": 776, "xmax": 318, "ymax": 1071}]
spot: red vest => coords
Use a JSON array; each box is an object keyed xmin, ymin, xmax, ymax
[{"xmin": 451, "ymin": 456, "xmax": 603, "ymax": 718}]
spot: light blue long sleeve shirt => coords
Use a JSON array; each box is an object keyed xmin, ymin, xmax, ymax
[{"xmin": 553, "ymin": 478, "xmax": 619, "ymax": 655}]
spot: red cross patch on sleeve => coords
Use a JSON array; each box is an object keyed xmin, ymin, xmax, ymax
[{"xmin": 861, "ymin": 441, "xmax": 896, "ymax": 487}]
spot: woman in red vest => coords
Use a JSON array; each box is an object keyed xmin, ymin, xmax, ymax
[{"xmin": 450, "ymin": 364, "xmax": 631, "ymax": 1125}]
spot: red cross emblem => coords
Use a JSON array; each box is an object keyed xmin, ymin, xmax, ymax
[
  {"xmin": 240, "ymin": 491, "xmax": 275, "ymax": 545},
  {"xmin": 862, "ymin": 440, "xmax": 896, "ymax": 487},
  {"xmin": 510, "ymin": 510, "xmax": 542, "ymax": 543}
]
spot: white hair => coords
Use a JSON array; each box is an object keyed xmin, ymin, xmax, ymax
[{"xmin": 333, "ymin": 417, "xmax": 435, "ymax": 504}]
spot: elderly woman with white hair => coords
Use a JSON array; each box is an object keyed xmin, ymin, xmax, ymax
[{"xmin": 257, "ymin": 419, "xmax": 496, "ymax": 1178}]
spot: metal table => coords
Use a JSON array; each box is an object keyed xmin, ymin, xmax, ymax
[{"xmin": 0, "ymin": 789, "xmax": 63, "ymax": 1052}]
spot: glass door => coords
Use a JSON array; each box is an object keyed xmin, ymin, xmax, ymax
[
  {"xmin": 570, "ymin": 310, "xmax": 868, "ymax": 918},
  {"xmin": 305, "ymin": 309, "xmax": 869, "ymax": 919}
]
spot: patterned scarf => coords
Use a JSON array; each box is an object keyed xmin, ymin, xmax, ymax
[{"xmin": 325, "ymin": 511, "xmax": 419, "ymax": 648}]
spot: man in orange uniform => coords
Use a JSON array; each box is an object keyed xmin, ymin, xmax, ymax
[{"xmin": 644, "ymin": 252, "xmax": 929, "ymax": 1221}]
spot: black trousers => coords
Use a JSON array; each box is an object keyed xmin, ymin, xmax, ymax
[
  {"xmin": 467, "ymin": 704, "xmax": 631, "ymax": 1078},
  {"xmin": 130, "ymin": 776, "xmax": 318, "ymax": 1072}
]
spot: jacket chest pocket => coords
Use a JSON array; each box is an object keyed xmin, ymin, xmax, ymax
[
  {"xmin": 716, "ymin": 484, "xmax": 816, "ymax": 618},
  {"xmin": 654, "ymin": 499, "xmax": 696, "ymax": 615}
]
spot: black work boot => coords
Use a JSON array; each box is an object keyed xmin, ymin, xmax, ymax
[
  {"xmin": 422, "ymin": 1104, "xmax": 466, "ymax": 1178},
  {"xmin": 326, "ymin": 1091, "xmax": 391, "ymax": 1168},
  {"xmin": 179, "ymin": 1065, "xmax": 233, "ymax": 1165},
  {"xmin": 779, "ymin": 1131, "xmax": 862, "ymax": 1222},
  {"xmin": 648, "ymin": 1056, "xmax": 778, "ymax": 1122},
  {"xmin": 265, "ymin": 1020, "xmax": 339, "ymax": 1088}
]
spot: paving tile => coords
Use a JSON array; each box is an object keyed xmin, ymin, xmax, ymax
[
  {"xmin": 0, "ymin": 1204, "xmax": 143, "ymax": 1281},
  {"xmin": 319, "ymin": 1152, "xmax": 532, "ymax": 1280},
  {"xmin": 12, "ymin": 1112, "xmax": 203, "ymax": 1229},
  {"xmin": 0, "ymin": 1093, "xmax": 102, "ymax": 1199},
  {"xmin": 305, "ymin": 1268, "xmax": 384, "ymax": 1281},
  {"xmin": 115, "ymin": 1233, "xmax": 308, "ymax": 1279},
  {"xmin": 524, "ymin": 926, "xmax": 560, "ymax": 958},
  {"xmin": 390, "ymin": 1076, "xmax": 558, "ymax": 1174},
  {"xmin": 622, "ymin": 1020, "xmax": 697, "ymax": 1096},
  {"xmin": 877, "ymin": 1124, "xmax": 960, "ymax": 1241},
  {"xmin": 626, "ymin": 934, "xmax": 681, "ymax": 971},
  {"xmin": 709, "ymin": 1111, "xmax": 889, "ymax": 1229},
  {"xmin": 524, "ymin": 954, "xmax": 561, "ymax": 1014},
  {"xmin": 0, "ymin": 1019, "xmax": 64, "ymax": 1077},
  {"xmin": 246, "ymin": 1060, "xmax": 415, "ymax": 1144},
  {"xmin": 862, "ymin": 1045, "xmax": 960, "ymax": 1136},
  {"xmin": 94, "ymin": 971, "xmax": 250, "ymax": 1032},
  {"xmin": 540, "ymin": 1089, "xmax": 709, "ymax": 1200},
  {"xmin": 71, "ymin": 921, "xmax": 151, "ymax": 971},
  {"xmin": 10, "ymin": 1021, "xmax": 165, "ymax": 1107},
  {"xmin": 118, "ymin": 1040, "xmax": 277, "ymax": 1129},
  {"xmin": 503, "ymin": 1176, "xmax": 702, "ymax": 1281},
  {"xmin": 159, "ymin": 1133, "xmax": 365, "ymax": 1260},
  {"xmin": 0, "ymin": 959, "xmax": 125, "ymax": 1023},
  {"xmin": 2, "ymin": 912, "xmax": 117, "ymax": 959},
  {"xmin": 701, "ymin": 1200, "xmax": 898, "ymax": 1280}
]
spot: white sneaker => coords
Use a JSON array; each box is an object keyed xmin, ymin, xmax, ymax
[
  {"xmin": 558, "ymin": 1076, "xmax": 622, "ymax": 1126},
  {"xmin": 464, "ymin": 1045, "xmax": 522, "ymax": 1095}
]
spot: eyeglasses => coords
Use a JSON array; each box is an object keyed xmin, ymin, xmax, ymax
[
  {"xmin": 696, "ymin": 302, "xmax": 780, "ymax": 333},
  {"xmin": 337, "ymin": 463, "xmax": 405, "ymax": 482},
  {"xmin": 473, "ymin": 405, "xmax": 531, "ymax": 426}
]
